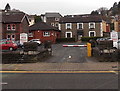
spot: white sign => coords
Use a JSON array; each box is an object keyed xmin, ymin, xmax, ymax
[
  {"xmin": 20, "ymin": 33, "xmax": 28, "ymax": 45},
  {"xmin": 110, "ymin": 31, "xmax": 118, "ymax": 42}
]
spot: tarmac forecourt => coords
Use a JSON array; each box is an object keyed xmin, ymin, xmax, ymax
[{"xmin": 0, "ymin": 70, "xmax": 119, "ymax": 74}]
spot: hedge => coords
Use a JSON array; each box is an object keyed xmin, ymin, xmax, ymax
[
  {"xmin": 56, "ymin": 38, "xmax": 75, "ymax": 43},
  {"xmin": 81, "ymin": 37, "xmax": 103, "ymax": 42}
]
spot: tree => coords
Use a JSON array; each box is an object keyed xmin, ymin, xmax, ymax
[
  {"xmin": 112, "ymin": 2, "xmax": 118, "ymax": 15},
  {"xmin": 34, "ymin": 15, "xmax": 42, "ymax": 23},
  {"xmin": 97, "ymin": 7, "xmax": 108, "ymax": 16},
  {"xmin": 91, "ymin": 10, "xmax": 99, "ymax": 15},
  {"xmin": 118, "ymin": 1, "xmax": 120, "ymax": 13}
]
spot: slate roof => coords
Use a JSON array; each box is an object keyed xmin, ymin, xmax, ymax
[
  {"xmin": 29, "ymin": 21, "xmax": 60, "ymax": 32},
  {"xmin": 59, "ymin": 16, "xmax": 103, "ymax": 23},
  {"xmin": 45, "ymin": 13, "xmax": 62, "ymax": 18},
  {"xmin": 2, "ymin": 11, "xmax": 26, "ymax": 23}
]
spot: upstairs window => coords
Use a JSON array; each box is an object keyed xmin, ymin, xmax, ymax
[
  {"xmin": 89, "ymin": 22, "xmax": 95, "ymax": 29},
  {"xmin": 12, "ymin": 25, "xmax": 16, "ymax": 30},
  {"xmin": 43, "ymin": 32, "xmax": 50, "ymax": 37},
  {"xmin": 7, "ymin": 25, "xmax": 11, "ymax": 30},
  {"xmin": 66, "ymin": 23, "xmax": 72, "ymax": 29},
  {"xmin": 77, "ymin": 23, "xmax": 83, "ymax": 29},
  {"xmin": 55, "ymin": 18, "xmax": 59, "ymax": 21},
  {"xmin": 51, "ymin": 23, "xmax": 54, "ymax": 26},
  {"xmin": 55, "ymin": 23, "xmax": 59, "ymax": 27}
]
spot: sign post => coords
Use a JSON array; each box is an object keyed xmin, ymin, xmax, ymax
[{"xmin": 20, "ymin": 33, "xmax": 28, "ymax": 45}]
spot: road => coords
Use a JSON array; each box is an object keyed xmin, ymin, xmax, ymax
[
  {"xmin": 44, "ymin": 43, "xmax": 88, "ymax": 63},
  {"xmin": 2, "ymin": 72, "xmax": 118, "ymax": 90}
]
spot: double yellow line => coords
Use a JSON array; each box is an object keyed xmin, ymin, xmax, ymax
[{"xmin": 0, "ymin": 70, "xmax": 119, "ymax": 74}]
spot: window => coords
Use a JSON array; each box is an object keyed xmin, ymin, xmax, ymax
[
  {"xmin": 29, "ymin": 33, "xmax": 33, "ymax": 37},
  {"xmin": 11, "ymin": 35, "xmax": 15, "ymax": 40},
  {"xmin": 55, "ymin": 23, "xmax": 59, "ymax": 27},
  {"xmin": 51, "ymin": 23, "xmax": 54, "ymax": 26},
  {"xmin": 12, "ymin": 25, "xmax": 16, "ymax": 30},
  {"xmin": 65, "ymin": 32, "xmax": 72, "ymax": 38},
  {"xmin": 7, "ymin": 25, "xmax": 11, "ymax": 30},
  {"xmin": 55, "ymin": 18, "xmax": 59, "ymax": 21},
  {"xmin": 89, "ymin": 22, "xmax": 95, "ymax": 29},
  {"xmin": 77, "ymin": 23, "xmax": 83, "ymax": 29},
  {"xmin": 66, "ymin": 23, "xmax": 72, "ymax": 29},
  {"xmin": 7, "ymin": 35, "xmax": 11, "ymax": 39},
  {"xmin": 43, "ymin": 32, "xmax": 50, "ymax": 37},
  {"xmin": 89, "ymin": 31, "xmax": 96, "ymax": 37}
]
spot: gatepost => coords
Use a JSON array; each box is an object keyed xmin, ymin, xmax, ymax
[{"xmin": 87, "ymin": 43, "xmax": 91, "ymax": 57}]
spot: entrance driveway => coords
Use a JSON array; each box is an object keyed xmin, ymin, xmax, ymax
[{"xmin": 44, "ymin": 42, "xmax": 88, "ymax": 63}]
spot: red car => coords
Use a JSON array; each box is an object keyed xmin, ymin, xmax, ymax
[{"xmin": 0, "ymin": 40, "xmax": 18, "ymax": 51}]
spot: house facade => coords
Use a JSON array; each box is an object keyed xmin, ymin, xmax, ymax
[
  {"xmin": 29, "ymin": 22, "xmax": 61, "ymax": 43},
  {"xmin": 59, "ymin": 16, "xmax": 104, "ymax": 40},
  {"xmin": 114, "ymin": 19, "xmax": 120, "ymax": 32},
  {"xmin": 41, "ymin": 12, "xmax": 62, "ymax": 29},
  {"xmin": 2, "ymin": 10, "xmax": 29, "ymax": 41}
]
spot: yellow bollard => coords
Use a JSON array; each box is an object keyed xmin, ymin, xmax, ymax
[{"xmin": 87, "ymin": 43, "xmax": 92, "ymax": 57}]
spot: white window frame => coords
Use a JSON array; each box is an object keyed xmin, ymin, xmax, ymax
[
  {"xmin": 11, "ymin": 34, "xmax": 15, "ymax": 40},
  {"xmin": 77, "ymin": 23, "xmax": 83, "ymax": 29},
  {"xmin": 51, "ymin": 23, "xmax": 54, "ymax": 26},
  {"xmin": 66, "ymin": 23, "xmax": 72, "ymax": 29},
  {"xmin": 7, "ymin": 34, "xmax": 11, "ymax": 39},
  {"xmin": 28, "ymin": 33, "xmax": 33, "ymax": 37},
  {"xmin": 12, "ymin": 24, "xmax": 16, "ymax": 30},
  {"xmin": 55, "ymin": 23, "xmax": 59, "ymax": 27},
  {"xmin": 65, "ymin": 31, "xmax": 72, "ymax": 38},
  {"xmin": 7, "ymin": 24, "xmax": 11, "ymax": 30},
  {"xmin": 89, "ymin": 31, "xmax": 96, "ymax": 37},
  {"xmin": 89, "ymin": 22, "xmax": 95, "ymax": 29},
  {"xmin": 43, "ymin": 32, "xmax": 50, "ymax": 37},
  {"xmin": 55, "ymin": 18, "xmax": 59, "ymax": 21}
]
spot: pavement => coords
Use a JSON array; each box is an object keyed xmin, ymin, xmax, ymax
[
  {"xmin": 1, "ymin": 59, "xmax": 119, "ymax": 71},
  {"xmin": 1, "ymin": 42, "xmax": 119, "ymax": 72}
]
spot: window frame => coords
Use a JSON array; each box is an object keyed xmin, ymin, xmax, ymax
[
  {"xmin": 65, "ymin": 31, "xmax": 72, "ymax": 38},
  {"xmin": 7, "ymin": 24, "xmax": 11, "ymax": 30},
  {"xmin": 66, "ymin": 23, "xmax": 72, "ymax": 29},
  {"xmin": 89, "ymin": 31, "xmax": 96, "ymax": 37},
  {"xmin": 43, "ymin": 32, "xmax": 50, "ymax": 37},
  {"xmin": 12, "ymin": 24, "xmax": 16, "ymax": 30},
  {"xmin": 77, "ymin": 23, "xmax": 83, "ymax": 29},
  {"xmin": 89, "ymin": 22, "xmax": 95, "ymax": 29}
]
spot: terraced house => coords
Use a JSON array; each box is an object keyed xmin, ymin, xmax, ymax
[
  {"xmin": 1, "ymin": 4, "xmax": 29, "ymax": 41},
  {"xmin": 59, "ymin": 15, "xmax": 104, "ymax": 41}
]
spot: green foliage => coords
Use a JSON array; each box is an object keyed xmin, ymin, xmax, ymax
[
  {"xmin": 56, "ymin": 38, "xmax": 75, "ymax": 43},
  {"xmin": 34, "ymin": 15, "xmax": 42, "ymax": 23},
  {"xmin": 91, "ymin": 10, "xmax": 99, "ymax": 15},
  {"xmin": 23, "ymin": 42, "xmax": 38, "ymax": 52},
  {"xmin": 81, "ymin": 37, "xmax": 103, "ymax": 42}
]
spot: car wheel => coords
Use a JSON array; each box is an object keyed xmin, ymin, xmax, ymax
[{"xmin": 9, "ymin": 47, "xmax": 13, "ymax": 51}]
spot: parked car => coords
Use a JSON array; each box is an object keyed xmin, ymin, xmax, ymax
[
  {"xmin": 96, "ymin": 37, "xmax": 112, "ymax": 42},
  {"xmin": 0, "ymin": 40, "xmax": 18, "ymax": 51},
  {"xmin": 29, "ymin": 39, "xmax": 41, "ymax": 45}
]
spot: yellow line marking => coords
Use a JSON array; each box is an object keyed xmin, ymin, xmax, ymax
[{"xmin": 0, "ymin": 71, "xmax": 119, "ymax": 73}]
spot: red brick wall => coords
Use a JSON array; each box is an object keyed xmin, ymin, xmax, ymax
[{"xmin": 29, "ymin": 30, "xmax": 60, "ymax": 43}]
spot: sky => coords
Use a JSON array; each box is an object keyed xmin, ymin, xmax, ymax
[{"xmin": 1, "ymin": 0, "xmax": 120, "ymax": 15}]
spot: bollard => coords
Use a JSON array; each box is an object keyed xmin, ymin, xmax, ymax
[{"xmin": 87, "ymin": 43, "xmax": 92, "ymax": 57}]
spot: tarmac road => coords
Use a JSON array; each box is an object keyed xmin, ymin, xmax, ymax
[
  {"xmin": 2, "ymin": 72, "xmax": 118, "ymax": 89},
  {"xmin": 44, "ymin": 43, "xmax": 88, "ymax": 63}
]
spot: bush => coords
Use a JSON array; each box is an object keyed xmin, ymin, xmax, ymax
[
  {"xmin": 23, "ymin": 42, "xmax": 38, "ymax": 52},
  {"xmin": 56, "ymin": 38, "xmax": 75, "ymax": 43},
  {"xmin": 44, "ymin": 40, "xmax": 52, "ymax": 49},
  {"xmin": 81, "ymin": 37, "xmax": 103, "ymax": 42}
]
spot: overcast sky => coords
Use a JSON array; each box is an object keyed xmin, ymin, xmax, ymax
[{"xmin": 1, "ymin": 0, "xmax": 120, "ymax": 15}]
